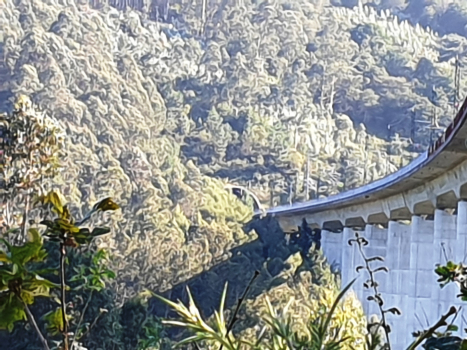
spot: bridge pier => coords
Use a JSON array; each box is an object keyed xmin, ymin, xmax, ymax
[{"xmin": 309, "ymin": 201, "xmax": 467, "ymax": 347}]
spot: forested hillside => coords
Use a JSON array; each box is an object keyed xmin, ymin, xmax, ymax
[{"xmin": 1, "ymin": 0, "xmax": 467, "ymax": 348}]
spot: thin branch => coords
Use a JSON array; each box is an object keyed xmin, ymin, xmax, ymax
[
  {"xmin": 351, "ymin": 233, "xmax": 393, "ymax": 349},
  {"xmin": 446, "ymin": 306, "xmax": 460, "ymax": 331},
  {"xmin": 60, "ymin": 242, "xmax": 69, "ymax": 350},
  {"xmin": 357, "ymin": 242, "xmax": 391, "ymax": 347},
  {"xmin": 70, "ymin": 290, "xmax": 94, "ymax": 349},
  {"xmin": 440, "ymin": 242, "xmax": 449, "ymax": 263},
  {"xmin": 20, "ymin": 296, "xmax": 50, "ymax": 350},
  {"xmin": 219, "ymin": 270, "xmax": 260, "ymax": 350},
  {"xmin": 406, "ymin": 306, "xmax": 457, "ymax": 350},
  {"xmin": 20, "ymin": 194, "xmax": 30, "ymax": 243},
  {"xmin": 78, "ymin": 309, "xmax": 106, "ymax": 341}
]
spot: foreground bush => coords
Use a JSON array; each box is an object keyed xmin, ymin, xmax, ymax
[{"xmin": 155, "ymin": 277, "xmax": 365, "ymax": 350}]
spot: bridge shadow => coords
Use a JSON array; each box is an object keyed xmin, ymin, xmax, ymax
[{"xmin": 150, "ymin": 216, "xmax": 321, "ymax": 337}]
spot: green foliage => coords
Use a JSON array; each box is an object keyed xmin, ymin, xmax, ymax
[
  {"xmin": 0, "ymin": 95, "xmax": 64, "ymax": 237},
  {"xmin": 42, "ymin": 307, "xmax": 68, "ymax": 336},
  {"xmin": 435, "ymin": 261, "xmax": 467, "ymax": 300},
  {"xmin": 120, "ymin": 293, "xmax": 165, "ymax": 350},
  {"xmin": 155, "ymin": 284, "xmax": 238, "ymax": 349},
  {"xmin": 0, "ymin": 228, "xmax": 58, "ymax": 332},
  {"xmin": 5, "ymin": 0, "xmax": 462, "ymax": 347},
  {"xmin": 137, "ymin": 317, "xmax": 164, "ymax": 350},
  {"xmin": 0, "ymin": 188, "xmax": 120, "ymax": 350},
  {"xmin": 155, "ymin": 279, "xmax": 359, "ymax": 350},
  {"xmin": 70, "ymin": 249, "xmax": 115, "ymax": 292},
  {"xmin": 38, "ymin": 191, "xmax": 119, "ymax": 247},
  {"xmin": 0, "ymin": 295, "xmax": 25, "ymax": 333}
]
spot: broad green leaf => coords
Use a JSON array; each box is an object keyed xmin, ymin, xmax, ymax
[
  {"xmin": 20, "ymin": 290, "xmax": 34, "ymax": 305},
  {"xmin": 42, "ymin": 307, "xmax": 65, "ymax": 335},
  {"xmin": 39, "ymin": 191, "xmax": 64, "ymax": 215},
  {"xmin": 8, "ymin": 231, "xmax": 43, "ymax": 266},
  {"xmin": 61, "ymin": 205, "xmax": 72, "ymax": 221},
  {"xmin": 23, "ymin": 275, "xmax": 59, "ymax": 297},
  {"xmin": 93, "ymin": 197, "xmax": 120, "ymax": 212},
  {"xmin": 0, "ymin": 294, "xmax": 26, "ymax": 332},
  {"xmin": 102, "ymin": 269, "xmax": 116, "ymax": 279},
  {"xmin": 40, "ymin": 220, "xmax": 55, "ymax": 229},
  {"xmin": 0, "ymin": 251, "xmax": 10, "ymax": 263},
  {"xmin": 91, "ymin": 227, "xmax": 111, "ymax": 238},
  {"xmin": 73, "ymin": 228, "xmax": 92, "ymax": 245},
  {"xmin": 55, "ymin": 219, "xmax": 79, "ymax": 233}
]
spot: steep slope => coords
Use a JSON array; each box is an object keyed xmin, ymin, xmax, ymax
[
  {"xmin": 0, "ymin": 0, "xmax": 256, "ymax": 299},
  {"xmin": 0, "ymin": 0, "xmax": 465, "ymax": 346}
]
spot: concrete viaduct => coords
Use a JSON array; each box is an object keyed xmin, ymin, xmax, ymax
[{"xmin": 260, "ymin": 97, "xmax": 467, "ymax": 347}]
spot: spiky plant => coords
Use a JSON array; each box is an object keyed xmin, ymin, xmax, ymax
[
  {"xmin": 261, "ymin": 279, "xmax": 357, "ymax": 350},
  {"xmin": 155, "ymin": 283, "xmax": 246, "ymax": 350},
  {"xmin": 155, "ymin": 279, "xmax": 358, "ymax": 350}
]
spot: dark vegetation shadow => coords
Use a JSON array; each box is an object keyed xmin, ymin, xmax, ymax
[{"xmin": 150, "ymin": 216, "xmax": 321, "ymax": 337}]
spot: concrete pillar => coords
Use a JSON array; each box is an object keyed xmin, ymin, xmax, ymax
[
  {"xmin": 386, "ymin": 221, "xmax": 411, "ymax": 348},
  {"xmin": 409, "ymin": 215, "xmax": 434, "ymax": 336},
  {"xmin": 324, "ymin": 204, "xmax": 467, "ymax": 344},
  {"xmin": 456, "ymin": 201, "xmax": 467, "ymax": 262},
  {"xmin": 456, "ymin": 201, "xmax": 467, "ymax": 337},
  {"xmin": 434, "ymin": 209, "xmax": 457, "ymax": 264},
  {"xmin": 320, "ymin": 229, "xmax": 331, "ymax": 263},
  {"xmin": 322, "ymin": 230, "xmax": 344, "ymax": 271},
  {"xmin": 434, "ymin": 208, "xmax": 458, "ymax": 321},
  {"xmin": 341, "ymin": 227, "xmax": 355, "ymax": 287}
]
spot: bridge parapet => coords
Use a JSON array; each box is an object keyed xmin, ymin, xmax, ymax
[{"xmin": 276, "ymin": 159, "xmax": 467, "ymax": 232}]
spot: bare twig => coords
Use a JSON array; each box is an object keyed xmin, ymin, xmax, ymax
[
  {"xmin": 20, "ymin": 296, "xmax": 50, "ymax": 350},
  {"xmin": 60, "ymin": 242, "xmax": 69, "ymax": 350},
  {"xmin": 440, "ymin": 242, "xmax": 449, "ymax": 263},
  {"xmin": 78, "ymin": 309, "xmax": 107, "ymax": 341},
  {"xmin": 70, "ymin": 290, "xmax": 93, "ymax": 349},
  {"xmin": 20, "ymin": 194, "xmax": 30, "ymax": 243},
  {"xmin": 350, "ymin": 232, "xmax": 396, "ymax": 349},
  {"xmin": 219, "ymin": 270, "xmax": 260, "ymax": 350},
  {"xmin": 406, "ymin": 306, "xmax": 457, "ymax": 350}
]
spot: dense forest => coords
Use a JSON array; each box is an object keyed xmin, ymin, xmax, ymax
[{"xmin": 1, "ymin": 0, "xmax": 467, "ymax": 348}]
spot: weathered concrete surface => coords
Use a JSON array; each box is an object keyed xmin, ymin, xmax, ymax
[
  {"xmin": 261, "ymin": 98, "xmax": 467, "ymax": 345},
  {"xmin": 337, "ymin": 211, "xmax": 467, "ymax": 347}
]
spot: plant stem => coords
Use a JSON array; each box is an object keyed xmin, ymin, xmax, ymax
[
  {"xmin": 60, "ymin": 242, "xmax": 69, "ymax": 350},
  {"xmin": 406, "ymin": 306, "xmax": 457, "ymax": 350},
  {"xmin": 20, "ymin": 297, "xmax": 50, "ymax": 350},
  {"xmin": 356, "ymin": 240, "xmax": 391, "ymax": 349},
  {"xmin": 20, "ymin": 194, "xmax": 30, "ymax": 242},
  {"xmin": 219, "ymin": 270, "xmax": 260, "ymax": 350},
  {"xmin": 70, "ymin": 290, "xmax": 93, "ymax": 349},
  {"xmin": 79, "ymin": 310, "xmax": 105, "ymax": 340}
]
